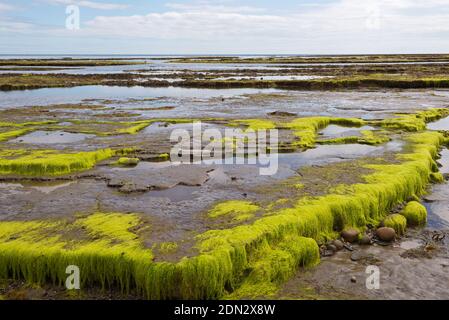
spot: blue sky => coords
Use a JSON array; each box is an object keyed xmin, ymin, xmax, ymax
[{"xmin": 1, "ymin": 0, "xmax": 449, "ymax": 54}]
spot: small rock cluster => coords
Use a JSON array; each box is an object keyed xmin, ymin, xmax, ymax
[{"xmin": 320, "ymin": 225, "xmax": 398, "ymax": 257}]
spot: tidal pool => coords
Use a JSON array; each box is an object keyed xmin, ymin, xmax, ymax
[
  {"xmin": 424, "ymin": 148, "xmax": 449, "ymax": 228},
  {"xmin": 10, "ymin": 131, "xmax": 93, "ymax": 144},
  {"xmin": 319, "ymin": 125, "xmax": 376, "ymax": 138},
  {"xmin": 428, "ymin": 116, "xmax": 449, "ymax": 131}
]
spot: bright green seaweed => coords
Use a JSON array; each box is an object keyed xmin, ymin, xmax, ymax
[
  {"xmin": 0, "ymin": 149, "xmax": 116, "ymax": 176},
  {"xmin": 0, "ymin": 111, "xmax": 445, "ymax": 299}
]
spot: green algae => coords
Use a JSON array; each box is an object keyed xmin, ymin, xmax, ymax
[
  {"xmin": 0, "ymin": 112, "xmax": 445, "ymax": 299},
  {"xmin": 430, "ymin": 172, "xmax": 444, "ymax": 183},
  {"xmin": 0, "ymin": 120, "xmax": 58, "ymax": 128},
  {"xmin": 117, "ymin": 121, "xmax": 153, "ymax": 135},
  {"xmin": 0, "ymin": 128, "xmax": 33, "ymax": 142},
  {"xmin": 379, "ymin": 108, "xmax": 449, "ymax": 132},
  {"xmin": 226, "ymin": 236, "xmax": 319, "ymax": 299},
  {"xmin": 168, "ymin": 54, "xmax": 449, "ymax": 65},
  {"xmin": 158, "ymin": 242, "xmax": 179, "ymax": 255},
  {"xmin": 117, "ymin": 157, "xmax": 140, "ymax": 166},
  {"xmin": 400, "ymin": 201, "xmax": 427, "ymax": 226},
  {"xmin": 158, "ymin": 153, "xmax": 170, "ymax": 161},
  {"xmin": 383, "ymin": 214, "xmax": 407, "ymax": 235},
  {"xmin": 317, "ymin": 130, "xmax": 390, "ymax": 146},
  {"xmin": 55, "ymin": 120, "xmax": 154, "ymax": 136},
  {"xmin": 0, "ymin": 120, "xmax": 60, "ymax": 142},
  {"xmin": 280, "ymin": 117, "xmax": 365, "ymax": 149},
  {"xmin": 208, "ymin": 200, "xmax": 260, "ymax": 222},
  {"xmin": 0, "ymin": 212, "xmax": 153, "ymax": 292},
  {"xmin": 0, "ymin": 149, "xmax": 117, "ymax": 176}
]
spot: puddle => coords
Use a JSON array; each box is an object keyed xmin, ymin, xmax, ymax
[
  {"xmin": 108, "ymin": 141, "xmax": 403, "ymax": 192},
  {"xmin": 437, "ymin": 149, "xmax": 449, "ymax": 174},
  {"xmin": 425, "ymin": 185, "xmax": 449, "ymax": 229},
  {"xmin": 428, "ymin": 116, "xmax": 449, "ymax": 131},
  {"xmin": 425, "ymin": 147, "xmax": 449, "ymax": 228},
  {"xmin": 1, "ymin": 88, "xmax": 448, "ymax": 121},
  {"xmin": 319, "ymin": 125, "xmax": 376, "ymax": 138},
  {"xmin": 10, "ymin": 131, "xmax": 93, "ymax": 144},
  {"xmin": 213, "ymin": 75, "xmax": 332, "ymax": 81},
  {"xmin": 0, "ymin": 85, "xmax": 281, "ymax": 108}
]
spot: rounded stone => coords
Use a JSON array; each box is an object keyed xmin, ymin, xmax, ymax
[
  {"xmin": 333, "ymin": 239, "xmax": 344, "ymax": 250},
  {"xmin": 341, "ymin": 228, "xmax": 360, "ymax": 243},
  {"xmin": 376, "ymin": 227, "xmax": 396, "ymax": 242}
]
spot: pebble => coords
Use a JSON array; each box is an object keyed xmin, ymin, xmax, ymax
[
  {"xmin": 333, "ymin": 240, "xmax": 344, "ymax": 250},
  {"xmin": 350, "ymin": 276, "xmax": 357, "ymax": 283},
  {"xmin": 376, "ymin": 227, "xmax": 396, "ymax": 242},
  {"xmin": 341, "ymin": 228, "xmax": 359, "ymax": 243}
]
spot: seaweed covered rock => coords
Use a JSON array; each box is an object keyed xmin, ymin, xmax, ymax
[
  {"xmin": 341, "ymin": 228, "xmax": 359, "ymax": 243},
  {"xmin": 376, "ymin": 227, "xmax": 396, "ymax": 242},
  {"xmin": 117, "ymin": 157, "xmax": 140, "ymax": 166},
  {"xmin": 359, "ymin": 235, "xmax": 372, "ymax": 245},
  {"xmin": 430, "ymin": 172, "xmax": 444, "ymax": 183},
  {"xmin": 0, "ymin": 148, "xmax": 116, "ymax": 176},
  {"xmin": 383, "ymin": 214, "xmax": 407, "ymax": 235},
  {"xmin": 400, "ymin": 201, "xmax": 427, "ymax": 226}
]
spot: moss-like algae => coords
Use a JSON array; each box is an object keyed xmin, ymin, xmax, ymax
[
  {"xmin": 379, "ymin": 108, "xmax": 449, "ymax": 132},
  {"xmin": 317, "ymin": 130, "xmax": 390, "ymax": 146},
  {"xmin": 400, "ymin": 201, "xmax": 427, "ymax": 226},
  {"xmin": 117, "ymin": 157, "xmax": 140, "ymax": 166},
  {"xmin": 208, "ymin": 200, "xmax": 260, "ymax": 219},
  {"xmin": 430, "ymin": 172, "xmax": 444, "ymax": 183},
  {"xmin": 383, "ymin": 214, "xmax": 407, "ymax": 235},
  {"xmin": 0, "ymin": 115, "xmax": 445, "ymax": 299},
  {"xmin": 279, "ymin": 117, "xmax": 365, "ymax": 149},
  {"xmin": 0, "ymin": 128, "xmax": 33, "ymax": 142},
  {"xmin": 0, "ymin": 212, "xmax": 153, "ymax": 292},
  {"xmin": 0, "ymin": 149, "xmax": 116, "ymax": 176}
]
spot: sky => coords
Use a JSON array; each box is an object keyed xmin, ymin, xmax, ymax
[{"xmin": 1, "ymin": 0, "xmax": 449, "ymax": 54}]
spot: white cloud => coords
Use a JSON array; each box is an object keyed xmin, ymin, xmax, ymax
[
  {"xmin": 0, "ymin": 2, "xmax": 15, "ymax": 11},
  {"xmin": 3, "ymin": 0, "xmax": 449, "ymax": 53},
  {"xmin": 78, "ymin": 0, "xmax": 449, "ymax": 40},
  {"xmin": 46, "ymin": 0, "xmax": 128, "ymax": 10},
  {"xmin": 0, "ymin": 20, "xmax": 35, "ymax": 33},
  {"xmin": 165, "ymin": 2, "xmax": 266, "ymax": 14}
]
